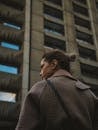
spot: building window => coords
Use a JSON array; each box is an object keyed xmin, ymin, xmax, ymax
[
  {"xmin": 44, "ymin": 35, "xmax": 66, "ymax": 51},
  {"xmin": 0, "ymin": 0, "xmax": 24, "ymax": 10},
  {"xmin": 73, "ymin": 0, "xmax": 87, "ymax": 5},
  {"xmin": 78, "ymin": 45, "xmax": 96, "ymax": 60},
  {"xmin": 0, "ymin": 42, "xmax": 20, "ymax": 50},
  {"xmin": 46, "ymin": 0, "xmax": 62, "ymax": 6},
  {"xmin": 0, "ymin": 91, "xmax": 16, "ymax": 103},
  {"xmin": 44, "ymin": 19, "xmax": 64, "ymax": 35},
  {"xmin": 0, "ymin": 64, "xmax": 18, "ymax": 74},
  {"xmin": 44, "ymin": 5, "xmax": 63, "ymax": 20},
  {"xmin": 72, "ymin": 2, "xmax": 89, "ymax": 16},
  {"xmin": 76, "ymin": 30, "xmax": 94, "ymax": 44},
  {"xmin": 96, "ymin": 1, "xmax": 98, "ymax": 9},
  {"xmin": 74, "ymin": 15, "xmax": 91, "ymax": 29},
  {"xmin": 3, "ymin": 22, "xmax": 21, "ymax": 30},
  {"xmin": 80, "ymin": 63, "xmax": 98, "ymax": 79}
]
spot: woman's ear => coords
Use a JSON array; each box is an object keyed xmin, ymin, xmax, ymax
[{"xmin": 51, "ymin": 59, "xmax": 58, "ymax": 69}]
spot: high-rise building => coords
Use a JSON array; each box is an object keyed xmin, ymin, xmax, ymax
[{"xmin": 0, "ymin": 0, "xmax": 98, "ymax": 130}]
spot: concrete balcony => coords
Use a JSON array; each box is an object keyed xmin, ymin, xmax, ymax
[
  {"xmin": 74, "ymin": 12, "xmax": 90, "ymax": 21},
  {"xmin": 76, "ymin": 39, "xmax": 95, "ymax": 50},
  {"xmin": 44, "ymin": 0, "xmax": 62, "ymax": 10},
  {"xmin": 72, "ymin": 0, "xmax": 88, "ymax": 8},
  {"xmin": 0, "ymin": 101, "xmax": 20, "ymax": 123},
  {"xmin": 44, "ymin": 29, "xmax": 65, "ymax": 41},
  {"xmin": 0, "ymin": 24, "xmax": 23, "ymax": 44},
  {"xmin": 81, "ymin": 74, "xmax": 98, "ymax": 85},
  {"xmin": 44, "ymin": 14, "xmax": 64, "ymax": 25},
  {"xmin": 75, "ymin": 24, "xmax": 92, "ymax": 34},
  {"xmin": 0, "ymin": 3, "xmax": 24, "ymax": 26},
  {"xmin": 0, "ymin": 47, "xmax": 23, "ymax": 67},
  {"xmin": 79, "ymin": 57, "xmax": 98, "ymax": 67},
  {"xmin": 0, "ymin": 0, "xmax": 25, "ymax": 10},
  {"xmin": 0, "ymin": 71, "xmax": 22, "ymax": 93}
]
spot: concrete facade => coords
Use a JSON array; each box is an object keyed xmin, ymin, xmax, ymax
[{"xmin": 0, "ymin": 0, "xmax": 98, "ymax": 129}]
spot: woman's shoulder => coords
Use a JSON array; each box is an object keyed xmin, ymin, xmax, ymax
[{"xmin": 28, "ymin": 80, "xmax": 47, "ymax": 98}]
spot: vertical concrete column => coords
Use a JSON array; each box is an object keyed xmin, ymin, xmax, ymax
[
  {"xmin": 29, "ymin": 0, "xmax": 44, "ymax": 88},
  {"xmin": 21, "ymin": 0, "xmax": 31, "ymax": 103},
  {"xmin": 63, "ymin": 0, "xmax": 81, "ymax": 78},
  {"xmin": 87, "ymin": 0, "xmax": 98, "ymax": 61}
]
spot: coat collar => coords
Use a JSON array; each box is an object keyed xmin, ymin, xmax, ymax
[
  {"xmin": 76, "ymin": 81, "xmax": 90, "ymax": 89},
  {"xmin": 50, "ymin": 69, "xmax": 90, "ymax": 90},
  {"xmin": 51, "ymin": 69, "xmax": 77, "ymax": 81}
]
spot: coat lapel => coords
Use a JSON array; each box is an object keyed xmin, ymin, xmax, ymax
[{"xmin": 76, "ymin": 80, "xmax": 90, "ymax": 90}]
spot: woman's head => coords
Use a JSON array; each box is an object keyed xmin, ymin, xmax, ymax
[{"xmin": 40, "ymin": 50, "xmax": 76, "ymax": 79}]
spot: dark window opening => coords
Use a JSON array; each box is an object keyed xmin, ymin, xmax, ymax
[
  {"xmin": 44, "ymin": 5, "xmax": 63, "ymax": 20},
  {"xmin": 80, "ymin": 63, "xmax": 98, "ymax": 78},
  {"xmin": 0, "ymin": 0, "xmax": 25, "ymax": 11},
  {"xmin": 46, "ymin": 0, "xmax": 62, "ymax": 6},
  {"xmin": 44, "ymin": 19, "xmax": 64, "ymax": 35},
  {"xmin": 78, "ymin": 45, "xmax": 96, "ymax": 61},
  {"xmin": 74, "ymin": 0, "xmax": 87, "ymax": 5},
  {"xmin": 44, "ymin": 35, "xmax": 66, "ymax": 51},
  {"xmin": 74, "ymin": 15, "xmax": 91, "ymax": 29},
  {"xmin": 96, "ymin": 1, "xmax": 98, "ymax": 9},
  {"xmin": 76, "ymin": 30, "xmax": 94, "ymax": 44},
  {"xmin": 0, "ymin": 15, "xmax": 23, "ymax": 28},
  {"xmin": 73, "ymin": 2, "xmax": 89, "ymax": 16}
]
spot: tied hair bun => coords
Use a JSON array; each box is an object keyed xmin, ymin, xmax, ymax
[{"xmin": 65, "ymin": 53, "xmax": 76, "ymax": 62}]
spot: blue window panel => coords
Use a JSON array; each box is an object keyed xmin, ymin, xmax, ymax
[
  {"xmin": 3, "ymin": 22, "xmax": 21, "ymax": 30},
  {"xmin": 1, "ymin": 42, "xmax": 19, "ymax": 50},
  {"xmin": 0, "ymin": 91, "xmax": 16, "ymax": 103},
  {"xmin": 0, "ymin": 64, "xmax": 18, "ymax": 74}
]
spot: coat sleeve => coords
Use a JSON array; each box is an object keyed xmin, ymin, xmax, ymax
[{"xmin": 15, "ymin": 85, "xmax": 41, "ymax": 130}]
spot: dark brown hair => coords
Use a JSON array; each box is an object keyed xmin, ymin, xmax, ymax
[{"xmin": 42, "ymin": 50, "xmax": 76, "ymax": 72}]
